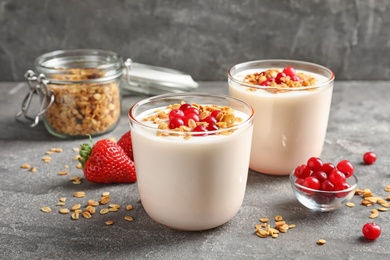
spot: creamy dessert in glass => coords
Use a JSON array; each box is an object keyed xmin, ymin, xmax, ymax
[
  {"xmin": 129, "ymin": 93, "xmax": 254, "ymax": 231},
  {"xmin": 228, "ymin": 60, "xmax": 334, "ymax": 175}
]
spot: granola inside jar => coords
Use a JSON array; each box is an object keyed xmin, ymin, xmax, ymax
[{"xmin": 33, "ymin": 49, "xmax": 123, "ymax": 138}]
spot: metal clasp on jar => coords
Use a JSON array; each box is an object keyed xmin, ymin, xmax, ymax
[{"xmin": 15, "ymin": 70, "xmax": 55, "ymax": 127}]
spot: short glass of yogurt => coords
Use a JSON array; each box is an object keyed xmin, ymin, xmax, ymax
[
  {"xmin": 129, "ymin": 93, "xmax": 254, "ymax": 230},
  {"xmin": 228, "ymin": 60, "xmax": 335, "ymax": 175}
]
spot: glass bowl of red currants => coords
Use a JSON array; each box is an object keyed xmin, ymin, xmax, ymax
[{"xmin": 290, "ymin": 157, "xmax": 358, "ymax": 212}]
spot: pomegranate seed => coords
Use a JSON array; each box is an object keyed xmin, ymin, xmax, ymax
[
  {"xmin": 307, "ymin": 157, "xmax": 323, "ymax": 172},
  {"xmin": 169, "ymin": 117, "xmax": 184, "ymax": 129},
  {"xmin": 328, "ymin": 169, "xmax": 346, "ymax": 185},
  {"xmin": 169, "ymin": 109, "xmax": 184, "ymax": 121},
  {"xmin": 283, "ymin": 66, "xmax": 296, "ymax": 77},
  {"xmin": 294, "ymin": 164, "xmax": 311, "ymax": 179},
  {"xmin": 336, "ymin": 160, "xmax": 354, "ymax": 178},
  {"xmin": 179, "ymin": 103, "xmax": 192, "ymax": 112},
  {"xmin": 363, "ymin": 152, "xmax": 377, "ymax": 165},
  {"xmin": 362, "ymin": 223, "xmax": 381, "ymax": 240},
  {"xmin": 311, "ymin": 171, "xmax": 328, "ymax": 183},
  {"xmin": 275, "ymin": 72, "xmax": 287, "ymax": 84}
]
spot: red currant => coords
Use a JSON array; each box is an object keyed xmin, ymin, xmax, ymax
[
  {"xmin": 275, "ymin": 72, "xmax": 287, "ymax": 84},
  {"xmin": 311, "ymin": 171, "xmax": 328, "ymax": 183},
  {"xmin": 179, "ymin": 103, "xmax": 192, "ymax": 112},
  {"xmin": 183, "ymin": 113, "xmax": 200, "ymax": 126},
  {"xmin": 193, "ymin": 125, "xmax": 207, "ymax": 136},
  {"xmin": 363, "ymin": 152, "xmax": 377, "ymax": 165},
  {"xmin": 184, "ymin": 107, "xmax": 199, "ymax": 115},
  {"xmin": 294, "ymin": 164, "xmax": 311, "ymax": 179},
  {"xmin": 307, "ymin": 157, "xmax": 323, "ymax": 172},
  {"xmin": 336, "ymin": 160, "xmax": 354, "ymax": 178},
  {"xmin": 210, "ymin": 110, "xmax": 221, "ymax": 118},
  {"xmin": 283, "ymin": 66, "xmax": 296, "ymax": 77},
  {"xmin": 169, "ymin": 109, "xmax": 184, "ymax": 121},
  {"xmin": 321, "ymin": 162, "xmax": 335, "ymax": 175},
  {"xmin": 169, "ymin": 117, "xmax": 184, "ymax": 129},
  {"xmin": 302, "ymin": 176, "xmax": 321, "ymax": 190},
  {"xmin": 328, "ymin": 169, "xmax": 346, "ymax": 185},
  {"xmin": 320, "ymin": 180, "xmax": 335, "ymax": 191},
  {"xmin": 362, "ymin": 223, "xmax": 381, "ymax": 240}
]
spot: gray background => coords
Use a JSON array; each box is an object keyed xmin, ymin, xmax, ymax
[{"xmin": 1, "ymin": 0, "xmax": 390, "ymax": 81}]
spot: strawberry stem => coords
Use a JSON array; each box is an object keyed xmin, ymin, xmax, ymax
[{"xmin": 78, "ymin": 135, "xmax": 94, "ymax": 169}]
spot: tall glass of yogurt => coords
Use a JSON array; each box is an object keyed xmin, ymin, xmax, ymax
[
  {"xmin": 129, "ymin": 93, "xmax": 254, "ymax": 230},
  {"xmin": 228, "ymin": 60, "xmax": 334, "ymax": 175}
]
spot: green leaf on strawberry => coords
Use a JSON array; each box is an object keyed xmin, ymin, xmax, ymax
[{"xmin": 78, "ymin": 136, "xmax": 136, "ymax": 184}]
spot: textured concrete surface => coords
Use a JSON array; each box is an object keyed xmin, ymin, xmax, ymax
[
  {"xmin": 1, "ymin": 0, "xmax": 390, "ymax": 81},
  {"xmin": 1, "ymin": 81, "xmax": 390, "ymax": 259}
]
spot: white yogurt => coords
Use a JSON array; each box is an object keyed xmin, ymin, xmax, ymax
[
  {"xmin": 228, "ymin": 61, "xmax": 334, "ymax": 175},
  {"xmin": 129, "ymin": 97, "xmax": 254, "ymax": 230}
]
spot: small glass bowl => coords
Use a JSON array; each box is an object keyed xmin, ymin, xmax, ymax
[{"xmin": 290, "ymin": 172, "xmax": 358, "ymax": 212}]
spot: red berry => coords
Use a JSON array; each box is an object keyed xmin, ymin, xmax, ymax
[
  {"xmin": 201, "ymin": 115, "xmax": 217, "ymax": 125},
  {"xmin": 363, "ymin": 152, "xmax": 377, "ymax": 165},
  {"xmin": 291, "ymin": 75, "xmax": 302, "ymax": 82},
  {"xmin": 283, "ymin": 66, "xmax": 296, "ymax": 77},
  {"xmin": 362, "ymin": 223, "xmax": 381, "ymax": 240},
  {"xmin": 307, "ymin": 157, "xmax": 323, "ymax": 172},
  {"xmin": 334, "ymin": 182, "xmax": 350, "ymax": 197},
  {"xmin": 179, "ymin": 103, "xmax": 192, "ymax": 111},
  {"xmin": 183, "ymin": 113, "xmax": 200, "ymax": 126},
  {"xmin": 211, "ymin": 110, "xmax": 221, "ymax": 118},
  {"xmin": 321, "ymin": 162, "xmax": 335, "ymax": 175},
  {"xmin": 169, "ymin": 109, "xmax": 184, "ymax": 121},
  {"xmin": 294, "ymin": 164, "xmax": 311, "ymax": 179},
  {"xmin": 275, "ymin": 72, "xmax": 287, "ymax": 84},
  {"xmin": 320, "ymin": 180, "xmax": 335, "ymax": 191},
  {"xmin": 169, "ymin": 117, "xmax": 184, "ymax": 129},
  {"xmin": 311, "ymin": 171, "xmax": 328, "ymax": 183},
  {"xmin": 328, "ymin": 169, "xmax": 346, "ymax": 185},
  {"xmin": 206, "ymin": 123, "xmax": 218, "ymax": 132},
  {"xmin": 184, "ymin": 107, "xmax": 199, "ymax": 115},
  {"xmin": 193, "ymin": 125, "xmax": 207, "ymax": 136},
  {"xmin": 336, "ymin": 160, "xmax": 354, "ymax": 178},
  {"xmin": 296, "ymin": 178, "xmax": 305, "ymax": 186},
  {"xmin": 259, "ymin": 78, "xmax": 273, "ymax": 86},
  {"xmin": 302, "ymin": 176, "xmax": 321, "ymax": 190}
]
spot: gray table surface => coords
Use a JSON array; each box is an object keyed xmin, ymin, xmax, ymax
[{"xmin": 1, "ymin": 81, "xmax": 390, "ymax": 260}]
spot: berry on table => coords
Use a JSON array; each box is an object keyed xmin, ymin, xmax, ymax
[
  {"xmin": 363, "ymin": 152, "xmax": 377, "ymax": 165},
  {"xmin": 362, "ymin": 222, "xmax": 381, "ymax": 240}
]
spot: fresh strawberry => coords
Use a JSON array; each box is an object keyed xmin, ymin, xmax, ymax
[
  {"xmin": 117, "ymin": 131, "xmax": 134, "ymax": 161},
  {"xmin": 78, "ymin": 138, "xmax": 136, "ymax": 183}
]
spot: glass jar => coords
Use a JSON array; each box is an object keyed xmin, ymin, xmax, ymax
[{"xmin": 19, "ymin": 49, "xmax": 127, "ymax": 138}]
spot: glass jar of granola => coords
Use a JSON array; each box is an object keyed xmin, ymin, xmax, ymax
[{"xmin": 19, "ymin": 49, "xmax": 127, "ymax": 138}]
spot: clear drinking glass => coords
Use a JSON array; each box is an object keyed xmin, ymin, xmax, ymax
[
  {"xmin": 129, "ymin": 93, "xmax": 254, "ymax": 230},
  {"xmin": 228, "ymin": 60, "xmax": 335, "ymax": 175}
]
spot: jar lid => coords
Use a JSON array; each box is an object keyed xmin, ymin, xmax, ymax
[{"xmin": 122, "ymin": 61, "xmax": 199, "ymax": 95}]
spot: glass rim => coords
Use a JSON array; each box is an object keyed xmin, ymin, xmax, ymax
[
  {"xmin": 129, "ymin": 92, "xmax": 255, "ymax": 136},
  {"xmin": 290, "ymin": 171, "xmax": 358, "ymax": 194},
  {"xmin": 34, "ymin": 49, "xmax": 124, "ymax": 84},
  {"xmin": 228, "ymin": 59, "xmax": 335, "ymax": 91}
]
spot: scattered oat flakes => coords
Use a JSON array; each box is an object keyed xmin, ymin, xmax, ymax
[
  {"xmin": 76, "ymin": 163, "xmax": 82, "ymax": 169},
  {"xmin": 124, "ymin": 216, "xmax": 134, "ymax": 221},
  {"xmin": 59, "ymin": 197, "xmax": 66, "ymax": 202},
  {"xmin": 73, "ymin": 147, "xmax": 80, "ymax": 152},
  {"xmin": 71, "ymin": 212, "xmax": 80, "ymax": 220},
  {"xmin": 59, "ymin": 208, "xmax": 70, "ymax": 214},
  {"xmin": 41, "ymin": 206, "xmax": 51, "ymax": 213},
  {"xmin": 87, "ymin": 200, "xmax": 99, "ymax": 206},
  {"xmin": 29, "ymin": 167, "xmax": 37, "ymax": 172},
  {"xmin": 71, "ymin": 204, "xmax": 81, "ymax": 211},
  {"xmin": 126, "ymin": 204, "xmax": 133, "ymax": 211},
  {"xmin": 105, "ymin": 220, "xmax": 114, "ymax": 225},
  {"xmin": 102, "ymin": 192, "xmax": 110, "ymax": 197},
  {"xmin": 275, "ymin": 215, "xmax": 283, "ymax": 221},
  {"xmin": 42, "ymin": 156, "xmax": 51, "ymax": 163},
  {"xmin": 317, "ymin": 239, "xmax": 326, "ymax": 245},
  {"xmin": 73, "ymin": 191, "xmax": 85, "ymax": 198},
  {"xmin": 21, "ymin": 163, "xmax": 31, "ymax": 169},
  {"xmin": 378, "ymin": 207, "xmax": 388, "ymax": 212},
  {"xmin": 369, "ymin": 209, "xmax": 379, "ymax": 219},
  {"xmin": 100, "ymin": 208, "xmax": 109, "ymax": 215},
  {"xmin": 385, "ymin": 186, "xmax": 390, "ymax": 192},
  {"xmin": 82, "ymin": 211, "xmax": 92, "ymax": 219},
  {"xmin": 56, "ymin": 202, "xmax": 65, "ymax": 206},
  {"xmin": 346, "ymin": 202, "xmax": 355, "ymax": 208},
  {"xmin": 58, "ymin": 171, "xmax": 68, "ymax": 176}
]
